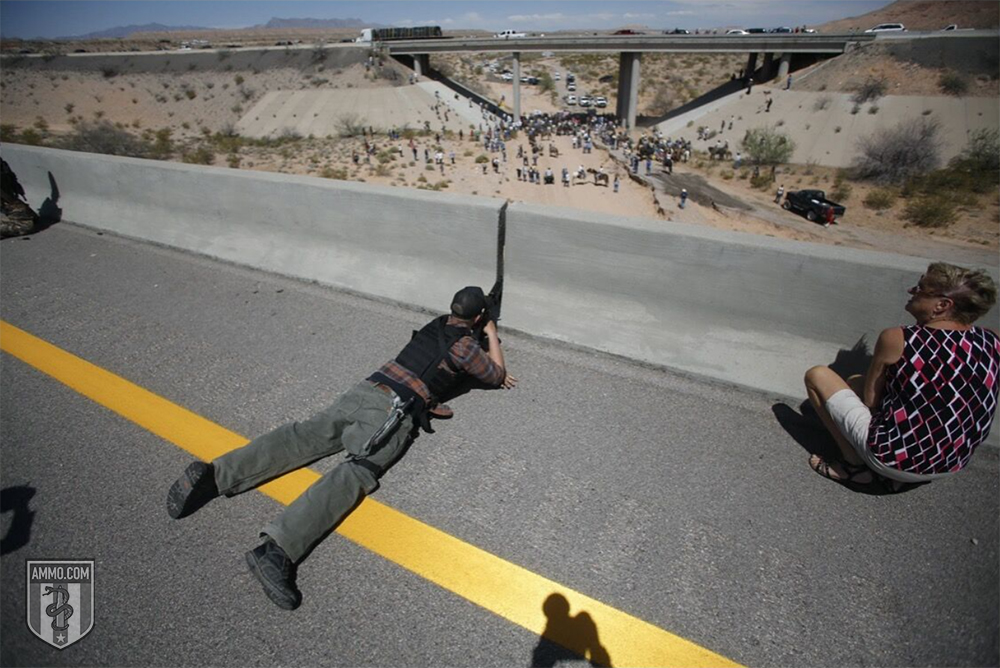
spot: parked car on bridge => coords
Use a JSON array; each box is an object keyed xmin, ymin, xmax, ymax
[
  {"xmin": 579, "ymin": 95, "xmax": 592, "ymax": 107},
  {"xmin": 565, "ymin": 95, "xmax": 577, "ymax": 105},
  {"xmin": 495, "ymin": 29, "xmax": 527, "ymax": 39},
  {"xmin": 566, "ymin": 82, "xmax": 577, "ymax": 92},
  {"xmin": 865, "ymin": 23, "xmax": 905, "ymax": 33},
  {"xmin": 769, "ymin": 26, "xmax": 793, "ymax": 33},
  {"xmin": 726, "ymin": 29, "xmax": 749, "ymax": 35},
  {"xmin": 594, "ymin": 96, "xmax": 608, "ymax": 108},
  {"xmin": 664, "ymin": 28, "xmax": 691, "ymax": 35},
  {"xmin": 746, "ymin": 28, "xmax": 768, "ymax": 34},
  {"xmin": 612, "ymin": 29, "xmax": 645, "ymax": 35}
]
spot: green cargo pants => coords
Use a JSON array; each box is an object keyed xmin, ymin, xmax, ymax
[{"xmin": 212, "ymin": 381, "xmax": 416, "ymax": 563}]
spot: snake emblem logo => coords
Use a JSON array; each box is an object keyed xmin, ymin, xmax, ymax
[{"xmin": 26, "ymin": 560, "xmax": 94, "ymax": 649}]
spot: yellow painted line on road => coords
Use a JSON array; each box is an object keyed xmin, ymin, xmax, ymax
[{"xmin": 1, "ymin": 320, "xmax": 740, "ymax": 668}]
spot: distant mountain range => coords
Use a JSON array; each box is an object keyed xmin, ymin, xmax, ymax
[
  {"xmin": 48, "ymin": 17, "xmax": 381, "ymax": 41},
  {"xmin": 56, "ymin": 23, "xmax": 213, "ymax": 40}
]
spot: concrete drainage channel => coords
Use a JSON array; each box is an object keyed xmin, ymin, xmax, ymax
[{"xmin": 5, "ymin": 145, "xmax": 997, "ymax": 436}]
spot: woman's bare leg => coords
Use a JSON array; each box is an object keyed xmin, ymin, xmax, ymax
[{"xmin": 804, "ymin": 367, "xmax": 874, "ymax": 482}]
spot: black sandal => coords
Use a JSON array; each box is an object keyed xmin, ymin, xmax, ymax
[{"xmin": 809, "ymin": 455, "xmax": 874, "ymax": 485}]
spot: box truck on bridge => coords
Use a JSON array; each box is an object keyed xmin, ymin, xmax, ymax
[{"xmin": 355, "ymin": 26, "xmax": 444, "ymax": 43}]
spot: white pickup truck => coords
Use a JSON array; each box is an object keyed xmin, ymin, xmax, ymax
[{"xmin": 495, "ymin": 29, "xmax": 527, "ymax": 39}]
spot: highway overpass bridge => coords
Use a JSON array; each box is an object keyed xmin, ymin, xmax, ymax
[{"xmin": 387, "ymin": 33, "xmax": 877, "ymax": 128}]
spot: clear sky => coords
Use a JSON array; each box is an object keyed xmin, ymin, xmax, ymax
[{"xmin": 0, "ymin": 0, "xmax": 892, "ymax": 39}]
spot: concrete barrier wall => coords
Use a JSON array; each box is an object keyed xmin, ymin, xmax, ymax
[
  {"xmin": 3, "ymin": 145, "xmax": 501, "ymax": 314},
  {"xmin": 503, "ymin": 203, "xmax": 998, "ymax": 398},
  {"xmin": 3, "ymin": 145, "xmax": 997, "ymax": 402}
]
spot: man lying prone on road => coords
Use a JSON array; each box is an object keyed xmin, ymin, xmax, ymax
[{"xmin": 167, "ymin": 286, "xmax": 517, "ymax": 610}]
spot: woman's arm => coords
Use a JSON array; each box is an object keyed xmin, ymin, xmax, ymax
[{"xmin": 863, "ymin": 327, "xmax": 905, "ymax": 408}]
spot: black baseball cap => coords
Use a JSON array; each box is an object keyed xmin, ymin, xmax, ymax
[{"xmin": 451, "ymin": 286, "xmax": 486, "ymax": 318}]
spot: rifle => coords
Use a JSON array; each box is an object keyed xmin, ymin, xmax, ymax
[{"xmin": 478, "ymin": 200, "xmax": 507, "ymax": 348}]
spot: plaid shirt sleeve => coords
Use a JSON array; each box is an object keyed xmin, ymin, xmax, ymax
[{"xmin": 449, "ymin": 335, "xmax": 505, "ymax": 387}]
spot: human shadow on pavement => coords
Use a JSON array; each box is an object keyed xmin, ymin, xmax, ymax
[
  {"xmin": 1, "ymin": 485, "xmax": 37, "ymax": 555},
  {"xmin": 773, "ymin": 336, "xmax": 872, "ymax": 460},
  {"xmin": 530, "ymin": 593, "xmax": 611, "ymax": 667}
]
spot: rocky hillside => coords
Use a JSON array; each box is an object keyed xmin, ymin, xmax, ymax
[
  {"xmin": 0, "ymin": 46, "xmax": 407, "ymax": 139},
  {"xmin": 818, "ymin": 0, "xmax": 999, "ymax": 32}
]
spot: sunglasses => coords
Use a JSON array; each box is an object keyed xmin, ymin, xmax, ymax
[{"xmin": 908, "ymin": 284, "xmax": 951, "ymax": 300}]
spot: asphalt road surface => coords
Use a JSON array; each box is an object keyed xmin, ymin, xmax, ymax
[{"xmin": 1, "ymin": 223, "xmax": 997, "ymax": 667}]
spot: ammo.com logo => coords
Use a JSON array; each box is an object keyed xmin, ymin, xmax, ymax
[{"xmin": 26, "ymin": 560, "xmax": 94, "ymax": 649}]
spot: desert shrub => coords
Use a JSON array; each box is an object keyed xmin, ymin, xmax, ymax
[
  {"xmin": 650, "ymin": 85, "xmax": 672, "ymax": 116},
  {"xmin": 182, "ymin": 147, "xmax": 215, "ymax": 165},
  {"xmin": 830, "ymin": 181, "xmax": 853, "ymax": 202},
  {"xmin": 185, "ymin": 89, "xmax": 197, "ymax": 100},
  {"xmin": 100, "ymin": 67, "xmax": 119, "ymax": 78},
  {"xmin": 812, "ymin": 95, "xmax": 831, "ymax": 111},
  {"xmin": 749, "ymin": 172, "xmax": 772, "ymax": 190},
  {"xmin": 908, "ymin": 162, "xmax": 996, "ymax": 197},
  {"xmin": 148, "ymin": 128, "xmax": 174, "ymax": 159},
  {"xmin": 868, "ymin": 105, "xmax": 879, "ymax": 114},
  {"xmin": 211, "ymin": 125, "xmax": 244, "ymax": 153},
  {"xmin": 853, "ymin": 117, "xmax": 941, "ymax": 185},
  {"xmin": 939, "ymin": 71, "xmax": 968, "ymax": 96},
  {"xmin": 904, "ymin": 195, "xmax": 957, "ymax": 228},
  {"xmin": 226, "ymin": 153, "xmax": 240, "ymax": 168},
  {"xmin": 234, "ymin": 74, "xmax": 245, "ymax": 86},
  {"xmin": 0, "ymin": 124, "xmax": 18, "ymax": 142},
  {"xmin": 959, "ymin": 128, "xmax": 999, "ymax": 172},
  {"xmin": 18, "ymin": 129, "xmax": 44, "ymax": 146},
  {"xmin": 741, "ymin": 126, "xmax": 795, "ymax": 169},
  {"xmin": 320, "ymin": 166, "xmax": 348, "ymax": 180},
  {"xmin": 59, "ymin": 120, "xmax": 148, "ymax": 157},
  {"xmin": 475, "ymin": 154, "xmax": 489, "ymax": 164},
  {"xmin": 863, "ymin": 188, "xmax": 896, "ymax": 209},
  {"xmin": 375, "ymin": 164, "xmax": 392, "ymax": 177},
  {"xmin": 336, "ymin": 113, "xmax": 366, "ymax": 138},
  {"xmin": 850, "ymin": 77, "xmax": 887, "ymax": 105}
]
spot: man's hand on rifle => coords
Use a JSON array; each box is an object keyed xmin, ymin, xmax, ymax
[{"xmin": 482, "ymin": 319, "xmax": 517, "ymax": 389}]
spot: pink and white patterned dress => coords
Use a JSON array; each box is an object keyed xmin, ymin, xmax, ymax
[{"xmin": 867, "ymin": 325, "xmax": 1000, "ymax": 475}]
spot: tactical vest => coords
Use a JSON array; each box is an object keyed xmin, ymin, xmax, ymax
[{"xmin": 369, "ymin": 315, "xmax": 471, "ymax": 413}]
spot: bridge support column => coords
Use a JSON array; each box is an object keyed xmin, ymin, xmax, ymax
[
  {"xmin": 777, "ymin": 53, "xmax": 791, "ymax": 80},
  {"xmin": 762, "ymin": 52, "xmax": 774, "ymax": 78},
  {"xmin": 616, "ymin": 52, "xmax": 641, "ymax": 129},
  {"xmin": 413, "ymin": 54, "xmax": 430, "ymax": 78},
  {"xmin": 745, "ymin": 52, "xmax": 758, "ymax": 81},
  {"xmin": 512, "ymin": 52, "xmax": 521, "ymax": 121}
]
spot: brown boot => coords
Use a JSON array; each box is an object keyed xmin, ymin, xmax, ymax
[{"xmin": 429, "ymin": 404, "xmax": 454, "ymax": 419}]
